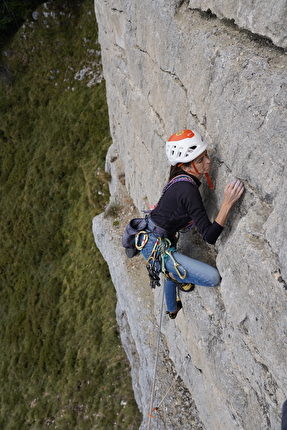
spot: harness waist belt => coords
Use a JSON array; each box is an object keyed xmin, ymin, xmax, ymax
[{"xmin": 147, "ymin": 216, "xmax": 174, "ymax": 240}]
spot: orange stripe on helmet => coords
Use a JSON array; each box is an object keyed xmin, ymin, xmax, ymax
[{"xmin": 168, "ymin": 129, "xmax": 195, "ymax": 142}]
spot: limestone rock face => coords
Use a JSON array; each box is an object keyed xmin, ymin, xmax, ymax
[
  {"xmin": 93, "ymin": 1, "xmax": 287, "ymax": 429},
  {"xmin": 188, "ymin": 0, "xmax": 287, "ymax": 49}
]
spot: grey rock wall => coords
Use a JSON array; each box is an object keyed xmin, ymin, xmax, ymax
[
  {"xmin": 188, "ymin": 0, "xmax": 287, "ymax": 49},
  {"xmin": 93, "ymin": 0, "xmax": 287, "ymax": 429}
]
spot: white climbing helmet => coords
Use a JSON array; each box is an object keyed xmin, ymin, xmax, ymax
[{"xmin": 166, "ymin": 129, "xmax": 207, "ymax": 166}]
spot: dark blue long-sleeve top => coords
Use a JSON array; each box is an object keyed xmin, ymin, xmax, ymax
[{"xmin": 150, "ymin": 173, "xmax": 223, "ymax": 244}]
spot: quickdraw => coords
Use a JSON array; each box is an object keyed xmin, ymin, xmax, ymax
[
  {"xmin": 135, "ymin": 230, "xmax": 195, "ymax": 291},
  {"xmin": 147, "ymin": 407, "xmax": 158, "ymax": 418},
  {"xmin": 147, "ymin": 354, "xmax": 191, "ymax": 426},
  {"xmin": 145, "ymin": 237, "xmax": 163, "ymax": 289},
  {"xmin": 164, "ymin": 248, "xmax": 186, "ymax": 280}
]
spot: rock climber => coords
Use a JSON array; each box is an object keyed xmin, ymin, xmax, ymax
[{"xmin": 140, "ymin": 129, "xmax": 244, "ymax": 319}]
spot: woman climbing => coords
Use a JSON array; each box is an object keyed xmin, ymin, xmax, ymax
[{"xmin": 140, "ymin": 129, "xmax": 244, "ymax": 319}]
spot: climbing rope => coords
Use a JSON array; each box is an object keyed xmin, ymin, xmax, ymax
[
  {"xmin": 147, "ymin": 279, "xmax": 191, "ymax": 429},
  {"xmin": 137, "ymin": 232, "xmax": 194, "ymax": 428},
  {"xmin": 147, "ymin": 352, "xmax": 191, "ymax": 426},
  {"xmin": 155, "ymin": 353, "xmax": 191, "ymax": 411},
  {"xmin": 147, "ymin": 277, "xmax": 166, "ymax": 429}
]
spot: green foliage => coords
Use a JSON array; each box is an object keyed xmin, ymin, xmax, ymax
[
  {"xmin": 0, "ymin": 0, "xmax": 45, "ymax": 38},
  {"xmin": 0, "ymin": 1, "xmax": 142, "ymax": 429}
]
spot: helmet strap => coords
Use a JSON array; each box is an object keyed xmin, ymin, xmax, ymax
[
  {"xmin": 205, "ymin": 173, "xmax": 214, "ymax": 189},
  {"xmin": 191, "ymin": 161, "xmax": 199, "ymax": 174},
  {"xmin": 178, "ymin": 161, "xmax": 214, "ymax": 189},
  {"xmin": 192, "ymin": 161, "xmax": 214, "ymax": 189}
]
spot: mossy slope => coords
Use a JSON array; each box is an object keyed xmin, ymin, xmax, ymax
[{"xmin": 0, "ymin": 1, "xmax": 142, "ymax": 428}]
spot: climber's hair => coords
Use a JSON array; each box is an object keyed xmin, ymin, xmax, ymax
[{"xmin": 169, "ymin": 163, "xmax": 190, "ymax": 181}]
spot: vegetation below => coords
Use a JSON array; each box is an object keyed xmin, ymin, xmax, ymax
[
  {"xmin": 0, "ymin": 0, "xmax": 45, "ymax": 41},
  {"xmin": 0, "ymin": 1, "xmax": 142, "ymax": 429}
]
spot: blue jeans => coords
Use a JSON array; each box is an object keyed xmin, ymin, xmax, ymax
[{"xmin": 140, "ymin": 233, "xmax": 220, "ymax": 313}]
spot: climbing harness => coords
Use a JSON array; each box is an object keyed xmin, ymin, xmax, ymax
[
  {"xmin": 122, "ymin": 174, "xmax": 198, "ymax": 261},
  {"xmin": 135, "ymin": 230, "xmax": 195, "ymax": 294},
  {"xmin": 123, "ymin": 171, "xmax": 211, "ymax": 260},
  {"xmin": 135, "ymin": 232, "xmax": 184, "ymax": 290}
]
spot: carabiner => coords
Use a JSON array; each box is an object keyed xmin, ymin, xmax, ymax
[
  {"xmin": 166, "ymin": 250, "xmax": 186, "ymax": 280},
  {"xmin": 174, "ymin": 262, "xmax": 187, "ymax": 280},
  {"xmin": 147, "ymin": 255, "xmax": 156, "ymax": 267},
  {"xmin": 135, "ymin": 231, "xmax": 149, "ymax": 250}
]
